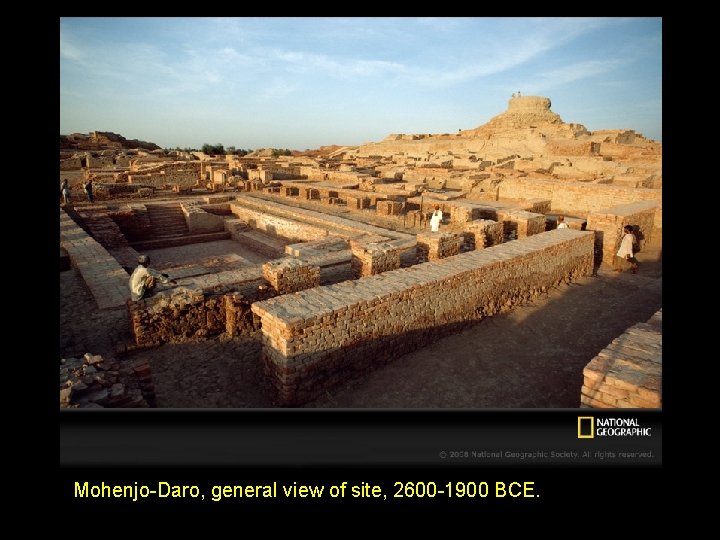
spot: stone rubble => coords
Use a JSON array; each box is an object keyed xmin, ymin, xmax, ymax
[{"xmin": 60, "ymin": 353, "xmax": 155, "ymax": 408}]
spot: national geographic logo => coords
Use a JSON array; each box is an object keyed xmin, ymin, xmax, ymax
[
  {"xmin": 578, "ymin": 416, "xmax": 652, "ymax": 438},
  {"xmin": 578, "ymin": 417, "xmax": 594, "ymax": 438}
]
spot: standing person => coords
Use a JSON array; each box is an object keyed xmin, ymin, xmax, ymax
[
  {"xmin": 84, "ymin": 178, "xmax": 94, "ymax": 203},
  {"xmin": 430, "ymin": 204, "xmax": 443, "ymax": 233},
  {"xmin": 60, "ymin": 179, "xmax": 71, "ymax": 205},
  {"xmin": 614, "ymin": 225, "xmax": 639, "ymax": 274},
  {"xmin": 129, "ymin": 255, "xmax": 177, "ymax": 301},
  {"xmin": 556, "ymin": 215, "xmax": 569, "ymax": 229}
]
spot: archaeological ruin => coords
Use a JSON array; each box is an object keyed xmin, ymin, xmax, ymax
[{"xmin": 60, "ymin": 96, "xmax": 662, "ymax": 409}]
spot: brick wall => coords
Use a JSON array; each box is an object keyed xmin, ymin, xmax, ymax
[
  {"xmin": 181, "ymin": 204, "xmax": 226, "ymax": 234},
  {"xmin": 88, "ymin": 156, "xmax": 116, "ymax": 168},
  {"xmin": 350, "ymin": 239, "xmax": 402, "ymax": 277},
  {"xmin": 450, "ymin": 204, "xmax": 479, "ymax": 224},
  {"xmin": 521, "ymin": 198, "xmax": 551, "ymax": 214},
  {"xmin": 496, "ymin": 209, "xmax": 546, "ymax": 238},
  {"xmin": 462, "ymin": 219, "xmax": 504, "ymax": 250},
  {"xmin": 376, "ymin": 200, "xmax": 405, "ymax": 216},
  {"xmin": 127, "ymin": 246, "xmax": 357, "ymax": 346},
  {"xmin": 60, "ymin": 208, "xmax": 130, "ymax": 309},
  {"xmin": 586, "ymin": 201, "xmax": 657, "ymax": 266},
  {"xmin": 127, "ymin": 269, "xmax": 273, "ymax": 346},
  {"xmin": 345, "ymin": 195, "xmax": 371, "ymax": 210},
  {"xmin": 416, "ymin": 232, "xmax": 464, "ymax": 261},
  {"xmin": 263, "ymin": 259, "xmax": 321, "ymax": 294},
  {"xmin": 498, "ymin": 177, "xmax": 661, "ymax": 216},
  {"xmin": 76, "ymin": 209, "xmax": 132, "ymax": 249},
  {"xmin": 133, "ymin": 160, "xmax": 201, "ymax": 175},
  {"xmin": 229, "ymin": 202, "xmax": 331, "ymax": 242},
  {"xmin": 128, "ymin": 171, "xmax": 198, "ymax": 190},
  {"xmin": 252, "ymin": 229, "xmax": 595, "ymax": 405},
  {"xmin": 231, "ymin": 195, "xmax": 417, "ymax": 247},
  {"xmin": 109, "ymin": 205, "xmax": 153, "ymax": 242},
  {"xmin": 581, "ymin": 310, "xmax": 661, "ymax": 408},
  {"xmin": 60, "ymin": 157, "xmax": 83, "ymax": 170}
]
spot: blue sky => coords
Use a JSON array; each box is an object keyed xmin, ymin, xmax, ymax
[{"xmin": 60, "ymin": 17, "xmax": 662, "ymax": 150}]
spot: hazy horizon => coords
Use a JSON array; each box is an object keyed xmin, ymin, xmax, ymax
[{"xmin": 60, "ymin": 17, "xmax": 662, "ymax": 150}]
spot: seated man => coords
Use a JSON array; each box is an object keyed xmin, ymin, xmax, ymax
[{"xmin": 129, "ymin": 255, "xmax": 177, "ymax": 301}]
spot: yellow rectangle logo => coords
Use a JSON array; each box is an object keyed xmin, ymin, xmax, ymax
[{"xmin": 578, "ymin": 416, "xmax": 594, "ymax": 438}]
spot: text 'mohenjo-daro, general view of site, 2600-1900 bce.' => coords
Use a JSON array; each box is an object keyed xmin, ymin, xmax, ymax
[{"xmin": 60, "ymin": 95, "xmax": 662, "ymax": 409}]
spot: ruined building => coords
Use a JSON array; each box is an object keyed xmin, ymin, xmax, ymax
[{"xmin": 60, "ymin": 96, "xmax": 661, "ymax": 409}]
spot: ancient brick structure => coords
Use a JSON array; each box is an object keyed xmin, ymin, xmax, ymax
[
  {"xmin": 60, "ymin": 208, "xmax": 130, "ymax": 309},
  {"xmin": 581, "ymin": 310, "xmax": 662, "ymax": 408},
  {"xmin": 263, "ymin": 258, "xmax": 321, "ymax": 294},
  {"xmin": 252, "ymin": 229, "xmax": 594, "ymax": 405},
  {"xmin": 376, "ymin": 200, "xmax": 405, "ymax": 216},
  {"xmin": 496, "ymin": 209, "xmax": 546, "ymax": 238},
  {"xmin": 60, "ymin": 353, "xmax": 154, "ymax": 408},
  {"xmin": 586, "ymin": 200, "xmax": 658, "ymax": 266},
  {"xmin": 60, "ymin": 95, "xmax": 662, "ymax": 409},
  {"xmin": 416, "ymin": 232, "xmax": 464, "ymax": 261},
  {"xmin": 495, "ymin": 177, "xmax": 661, "ymax": 216},
  {"xmin": 127, "ymin": 270, "xmax": 270, "ymax": 346},
  {"xmin": 350, "ymin": 239, "xmax": 402, "ymax": 277},
  {"xmin": 462, "ymin": 219, "xmax": 504, "ymax": 250},
  {"xmin": 344, "ymin": 195, "xmax": 371, "ymax": 210}
]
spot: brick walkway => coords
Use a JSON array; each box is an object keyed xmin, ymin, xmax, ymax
[{"xmin": 60, "ymin": 208, "xmax": 130, "ymax": 309}]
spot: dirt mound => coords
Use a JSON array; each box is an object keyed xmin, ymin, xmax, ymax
[{"xmin": 60, "ymin": 131, "xmax": 161, "ymax": 151}]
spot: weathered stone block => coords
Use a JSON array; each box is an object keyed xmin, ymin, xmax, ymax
[{"xmin": 263, "ymin": 258, "xmax": 321, "ymax": 294}]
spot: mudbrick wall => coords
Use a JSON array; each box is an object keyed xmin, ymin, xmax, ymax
[
  {"xmin": 497, "ymin": 177, "xmax": 661, "ymax": 216},
  {"xmin": 127, "ymin": 247, "xmax": 356, "ymax": 346},
  {"xmin": 263, "ymin": 259, "xmax": 321, "ymax": 294},
  {"xmin": 60, "ymin": 208, "xmax": 130, "ymax": 309},
  {"xmin": 350, "ymin": 238, "xmax": 402, "ymax": 277},
  {"xmin": 416, "ymin": 232, "xmax": 464, "ymax": 261},
  {"xmin": 586, "ymin": 201, "xmax": 657, "ymax": 266},
  {"xmin": 252, "ymin": 229, "xmax": 595, "ymax": 406},
  {"xmin": 230, "ymin": 202, "xmax": 332, "ymax": 242},
  {"xmin": 462, "ymin": 219, "xmax": 504, "ymax": 250},
  {"xmin": 109, "ymin": 205, "xmax": 153, "ymax": 242},
  {"xmin": 127, "ymin": 171, "xmax": 198, "ymax": 190},
  {"xmin": 231, "ymin": 195, "xmax": 418, "ymax": 266},
  {"xmin": 75, "ymin": 208, "xmax": 132, "ymax": 249},
  {"xmin": 376, "ymin": 200, "xmax": 405, "ymax": 216},
  {"xmin": 497, "ymin": 209, "xmax": 546, "ymax": 238},
  {"xmin": 127, "ymin": 269, "xmax": 272, "ymax": 346},
  {"xmin": 182, "ymin": 204, "xmax": 226, "ymax": 234},
  {"xmin": 581, "ymin": 310, "xmax": 661, "ymax": 408}
]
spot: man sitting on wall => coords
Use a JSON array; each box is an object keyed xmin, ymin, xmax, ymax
[{"xmin": 129, "ymin": 255, "xmax": 177, "ymax": 301}]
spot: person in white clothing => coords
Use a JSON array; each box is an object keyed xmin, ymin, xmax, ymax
[
  {"xmin": 129, "ymin": 255, "xmax": 176, "ymax": 301},
  {"xmin": 614, "ymin": 225, "xmax": 638, "ymax": 273},
  {"xmin": 430, "ymin": 204, "xmax": 443, "ymax": 232},
  {"xmin": 556, "ymin": 215, "xmax": 569, "ymax": 229}
]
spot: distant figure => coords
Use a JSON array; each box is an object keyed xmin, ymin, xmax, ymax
[
  {"xmin": 614, "ymin": 225, "xmax": 639, "ymax": 274},
  {"xmin": 84, "ymin": 179, "xmax": 94, "ymax": 203},
  {"xmin": 512, "ymin": 92, "xmax": 516, "ymax": 98},
  {"xmin": 129, "ymin": 255, "xmax": 177, "ymax": 301},
  {"xmin": 556, "ymin": 216, "xmax": 569, "ymax": 229},
  {"xmin": 517, "ymin": 91, "xmax": 521, "ymax": 96},
  {"xmin": 430, "ymin": 204, "xmax": 443, "ymax": 233},
  {"xmin": 60, "ymin": 179, "xmax": 71, "ymax": 205}
]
